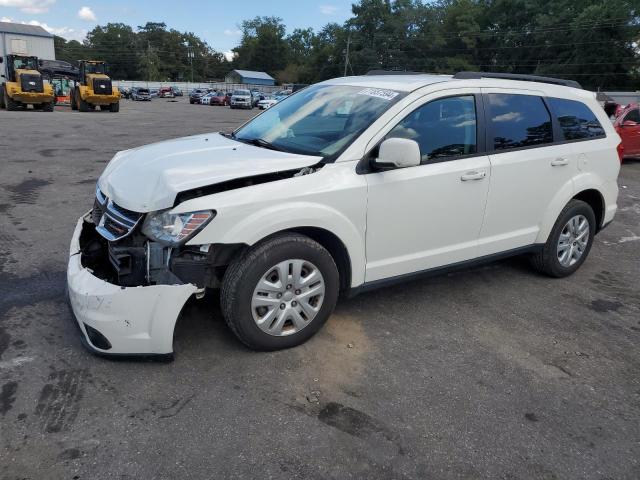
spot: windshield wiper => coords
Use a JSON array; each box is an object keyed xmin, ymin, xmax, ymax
[{"xmin": 242, "ymin": 137, "xmax": 284, "ymax": 152}]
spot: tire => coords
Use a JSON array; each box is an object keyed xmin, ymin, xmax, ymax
[
  {"xmin": 109, "ymin": 102, "xmax": 120, "ymax": 112},
  {"xmin": 41, "ymin": 101, "xmax": 54, "ymax": 112},
  {"xmin": 70, "ymin": 89, "xmax": 77, "ymax": 110},
  {"xmin": 530, "ymin": 199, "xmax": 596, "ymax": 278},
  {"xmin": 76, "ymin": 89, "xmax": 89, "ymax": 112},
  {"xmin": 4, "ymin": 86, "xmax": 21, "ymax": 111},
  {"xmin": 0, "ymin": 87, "xmax": 5, "ymax": 109},
  {"xmin": 221, "ymin": 233, "xmax": 340, "ymax": 350}
]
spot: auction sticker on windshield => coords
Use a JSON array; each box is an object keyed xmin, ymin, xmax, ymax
[{"xmin": 357, "ymin": 88, "xmax": 399, "ymax": 101}]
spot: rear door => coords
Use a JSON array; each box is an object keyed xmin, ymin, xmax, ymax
[{"xmin": 477, "ymin": 89, "xmax": 577, "ymax": 256}]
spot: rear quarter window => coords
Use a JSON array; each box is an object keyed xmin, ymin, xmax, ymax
[{"xmin": 547, "ymin": 98, "xmax": 606, "ymax": 140}]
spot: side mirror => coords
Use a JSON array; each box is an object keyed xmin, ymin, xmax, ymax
[
  {"xmin": 372, "ymin": 138, "xmax": 421, "ymax": 170},
  {"xmin": 622, "ymin": 120, "xmax": 638, "ymax": 127}
]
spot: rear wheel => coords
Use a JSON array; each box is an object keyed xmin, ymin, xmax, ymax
[
  {"xmin": 109, "ymin": 102, "xmax": 120, "ymax": 112},
  {"xmin": 42, "ymin": 101, "xmax": 54, "ymax": 112},
  {"xmin": 530, "ymin": 199, "xmax": 596, "ymax": 277},
  {"xmin": 221, "ymin": 233, "xmax": 339, "ymax": 350}
]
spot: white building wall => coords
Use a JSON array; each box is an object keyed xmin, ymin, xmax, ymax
[{"xmin": 0, "ymin": 33, "xmax": 55, "ymax": 60}]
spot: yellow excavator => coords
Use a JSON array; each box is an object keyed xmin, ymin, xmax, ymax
[
  {"xmin": 70, "ymin": 60, "xmax": 120, "ymax": 112},
  {"xmin": 0, "ymin": 54, "xmax": 55, "ymax": 111}
]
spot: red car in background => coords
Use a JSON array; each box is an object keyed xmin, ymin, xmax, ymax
[
  {"xmin": 614, "ymin": 103, "xmax": 640, "ymax": 161},
  {"xmin": 210, "ymin": 91, "xmax": 231, "ymax": 106}
]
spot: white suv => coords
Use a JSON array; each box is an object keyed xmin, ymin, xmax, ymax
[{"xmin": 67, "ymin": 72, "xmax": 620, "ymax": 357}]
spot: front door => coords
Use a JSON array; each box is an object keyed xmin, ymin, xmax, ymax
[{"xmin": 364, "ymin": 92, "xmax": 490, "ymax": 282}]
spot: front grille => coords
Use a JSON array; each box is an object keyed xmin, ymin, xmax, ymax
[
  {"xmin": 94, "ymin": 198, "xmax": 143, "ymax": 242},
  {"xmin": 20, "ymin": 74, "xmax": 43, "ymax": 93},
  {"xmin": 93, "ymin": 78, "xmax": 112, "ymax": 95}
]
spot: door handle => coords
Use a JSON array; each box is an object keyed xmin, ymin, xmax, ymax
[
  {"xmin": 551, "ymin": 157, "xmax": 569, "ymax": 166},
  {"xmin": 460, "ymin": 171, "xmax": 486, "ymax": 181}
]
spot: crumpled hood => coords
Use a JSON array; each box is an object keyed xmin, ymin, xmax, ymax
[{"xmin": 98, "ymin": 133, "xmax": 321, "ymax": 212}]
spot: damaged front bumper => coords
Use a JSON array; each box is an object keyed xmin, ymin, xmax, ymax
[{"xmin": 67, "ymin": 213, "xmax": 198, "ymax": 357}]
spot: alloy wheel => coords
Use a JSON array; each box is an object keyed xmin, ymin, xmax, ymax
[{"xmin": 557, "ymin": 214, "xmax": 590, "ymax": 267}]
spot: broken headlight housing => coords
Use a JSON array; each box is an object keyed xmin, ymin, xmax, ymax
[{"xmin": 141, "ymin": 209, "xmax": 215, "ymax": 246}]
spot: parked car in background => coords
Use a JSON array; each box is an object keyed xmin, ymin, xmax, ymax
[
  {"xmin": 158, "ymin": 87, "xmax": 175, "ymax": 98},
  {"xmin": 230, "ymin": 89, "xmax": 252, "ymax": 109},
  {"xmin": 199, "ymin": 92, "xmax": 216, "ymax": 105},
  {"xmin": 149, "ymin": 89, "xmax": 159, "ymax": 98},
  {"xmin": 257, "ymin": 94, "xmax": 287, "ymax": 110},
  {"xmin": 118, "ymin": 87, "xmax": 131, "ymax": 99},
  {"xmin": 614, "ymin": 104, "xmax": 640, "ymax": 161},
  {"xmin": 251, "ymin": 90, "xmax": 264, "ymax": 107},
  {"xmin": 189, "ymin": 89, "xmax": 207, "ymax": 104},
  {"xmin": 171, "ymin": 86, "xmax": 183, "ymax": 96},
  {"xmin": 210, "ymin": 91, "xmax": 231, "ymax": 106},
  {"xmin": 131, "ymin": 87, "xmax": 151, "ymax": 101},
  {"xmin": 67, "ymin": 72, "xmax": 621, "ymax": 355}
]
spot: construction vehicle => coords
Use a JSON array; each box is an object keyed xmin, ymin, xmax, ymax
[
  {"xmin": 70, "ymin": 60, "xmax": 120, "ymax": 112},
  {"xmin": 0, "ymin": 54, "xmax": 55, "ymax": 111},
  {"xmin": 39, "ymin": 59, "xmax": 79, "ymax": 106}
]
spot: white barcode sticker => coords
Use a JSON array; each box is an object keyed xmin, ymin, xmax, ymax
[{"xmin": 357, "ymin": 88, "xmax": 399, "ymax": 101}]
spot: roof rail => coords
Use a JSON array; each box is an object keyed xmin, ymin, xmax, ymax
[
  {"xmin": 453, "ymin": 71, "xmax": 582, "ymax": 89},
  {"xmin": 366, "ymin": 70, "xmax": 427, "ymax": 76}
]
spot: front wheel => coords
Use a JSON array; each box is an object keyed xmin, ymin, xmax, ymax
[
  {"xmin": 221, "ymin": 234, "xmax": 339, "ymax": 350},
  {"xmin": 109, "ymin": 102, "xmax": 120, "ymax": 112},
  {"xmin": 530, "ymin": 199, "xmax": 596, "ymax": 277}
]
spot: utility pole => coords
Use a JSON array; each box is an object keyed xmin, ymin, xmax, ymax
[
  {"xmin": 343, "ymin": 31, "xmax": 351, "ymax": 77},
  {"xmin": 147, "ymin": 41, "xmax": 151, "ymax": 82}
]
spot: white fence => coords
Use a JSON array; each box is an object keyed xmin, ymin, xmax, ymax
[{"xmin": 113, "ymin": 80, "xmax": 282, "ymax": 95}]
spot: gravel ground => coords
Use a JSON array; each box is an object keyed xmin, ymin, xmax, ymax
[{"xmin": 1, "ymin": 97, "xmax": 639, "ymax": 480}]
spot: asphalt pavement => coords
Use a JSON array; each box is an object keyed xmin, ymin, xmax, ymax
[{"xmin": 1, "ymin": 97, "xmax": 639, "ymax": 479}]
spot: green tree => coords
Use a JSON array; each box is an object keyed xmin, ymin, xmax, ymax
[{"xmin": 233, "ymin": 17, "xmax": 290, "ymax": 74}]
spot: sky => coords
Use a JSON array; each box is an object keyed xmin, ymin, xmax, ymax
[{"xmin": 0, "ymin": 0, "xmax": 354, "ymax": 57}]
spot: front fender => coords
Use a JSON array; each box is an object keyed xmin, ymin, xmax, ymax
[{"xmin": 189, "ymin": 201, "xmax": 367, "ymax": 287}]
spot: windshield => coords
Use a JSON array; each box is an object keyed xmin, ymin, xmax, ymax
[
  {"xmin": 13, "ymin": 57, "xmax": 38, "ymax": 70},
  {"xmin": 138, "ymin": 89, "xmax": 149, "ymax": 94},
  {"xmin": 234, "ymin": 90, "xmax": 250, "ymax": 96},
  {"xmin": 234, "ymin": 84, "xmax": 405, "ymax": 159},
  {"xmin": 85, "ymin": 63, "xmax": 106, "ymax": 74}
]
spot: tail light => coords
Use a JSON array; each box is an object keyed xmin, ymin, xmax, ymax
[{"xmin": 617, "ymin": 142, "xmax": 624, "ymax": 163}]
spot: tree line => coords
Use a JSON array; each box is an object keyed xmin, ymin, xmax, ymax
[{"xmin": 55, "ymin": 0, "xmax": 640, "ymax": 90}]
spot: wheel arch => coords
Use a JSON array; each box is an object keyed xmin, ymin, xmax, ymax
[
  {"xmin": 536, "ymin": 180, "xmax": 607, "ymax": 244},
  {"xmin": 283, "ymin": 226, "xmax": 352, "ymax": 293},
  {"xmin": 572, "ymin": 188, "xmax": 605, "ymax": 231}
]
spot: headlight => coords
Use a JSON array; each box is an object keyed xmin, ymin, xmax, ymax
[{"xmin": 141, "ymin": 209, "xmax": 215, "ymax": 246}]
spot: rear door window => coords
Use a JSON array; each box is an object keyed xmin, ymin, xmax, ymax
[
  {"xmin": 547, "ymin": 97, "xmax": 606, "ymax": 140},
  {"xmin": 487, "ymin": 94, "xmax": 553, "ymax": 150}
]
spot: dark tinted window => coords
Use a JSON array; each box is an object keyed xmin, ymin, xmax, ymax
[
  {"xmin": 387, "ymin": 95, "xmax": 477, "ymax": 162},
  {"xmin": 624, "ymin": 108, "xmax": 640, "ymax": 123},
  {"xmin": 488, "ymin": 94, "xmax": 553, "ymax": 150},
  {"xmin": 548, "ymin": 98, "xmax": 605, "ymax": 140}
]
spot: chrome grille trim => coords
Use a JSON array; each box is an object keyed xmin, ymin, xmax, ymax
[{"xmin": 95, "ymin": 199, "xmax": 143, "ymax": 242}]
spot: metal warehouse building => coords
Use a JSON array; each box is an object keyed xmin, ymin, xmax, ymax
[
  {"xmin": 0, "ymin": 21, "xmax": 55, "ymax": 60},
  {"xmin": 225, "ymin": 69, "xmax": 275, "ymax": 86}
]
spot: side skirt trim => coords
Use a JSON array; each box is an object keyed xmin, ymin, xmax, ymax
[{"xmin": 347, "ymin": 244, "xmax": 543, "ymax": 297}]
